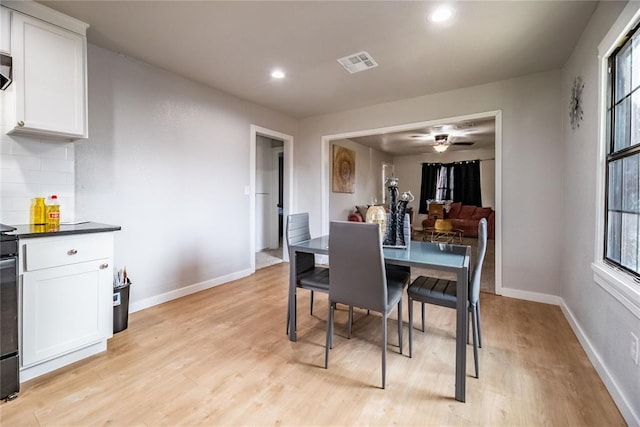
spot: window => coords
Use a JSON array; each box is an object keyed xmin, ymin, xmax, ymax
[{"xmin": 605, "ymin": 23, "xmax": 640, "ymax": 277}]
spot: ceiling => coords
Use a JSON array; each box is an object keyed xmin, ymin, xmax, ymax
[
  {"xmin": 38, "ymin": 1, "xmax": 599, "ymax": 120},
  {"xmin": 346, "ymin": 117, "xmax": 496, "ymax": 156}
]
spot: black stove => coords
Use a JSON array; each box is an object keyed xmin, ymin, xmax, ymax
[
  {"xmin": 0, "ymin": 223, "xmax": 19, "ymax": 400},
  {"xmin": 0, "ymin": 223, "xmax": 16, "ymax": 235}
]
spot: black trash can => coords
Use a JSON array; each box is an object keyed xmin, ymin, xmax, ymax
[{"xmin": 113, "ymin": 281, "xmax": 131, "ymax": 333}]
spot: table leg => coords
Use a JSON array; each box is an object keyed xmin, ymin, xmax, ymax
[
  {"xmin": 288, "ymin": 249, "xmax": 298, "ymax": 341},
  {"xmin": 455, "ymin": 263, "xmax": 469, "ymax": 402}
]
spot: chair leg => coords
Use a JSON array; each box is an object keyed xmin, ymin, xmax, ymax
[
  {"xmin": 287, "ymin": 293, "xmax": 297, "ymax": 335},
  {"xmin": 476, "ymin": 301, "xmax": 483, "ymax": 348},
  {"xmin": 471, "ymin": 306, "xmax": 479, "ymax": 379},
  {"xmin": 325, "ymin": 302, "xmax": 334, "ymax": 369},
  {"xmin": 347, "ymin": 306, "xmax": 353, "ymax": 339},
  {"xmin": 408, "ymin": 297, "xmax": 413, "ymax": 358},
  {"xmin": 382, "ymin": 316, "xmax": 387, "ymax": 389},
  {"xmin": 421, "ymin": 302, "xmax": 426, "ymax": 332},
  {"xmin": 310, "ymin": 290, "xmax": 314, "ymax": 315},
  {"xmin": 397, "ymin": 300, "xmax": 403, "ymax": 355}
]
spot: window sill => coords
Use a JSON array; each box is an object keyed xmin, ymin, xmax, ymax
[{"xmin": 591, "ymin": 261, "xmax": 640, "ymax": 319}]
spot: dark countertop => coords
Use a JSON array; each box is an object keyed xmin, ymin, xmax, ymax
[{"xmin": 4, "ymin": 222, "xmax": 121, "ymax": 239}]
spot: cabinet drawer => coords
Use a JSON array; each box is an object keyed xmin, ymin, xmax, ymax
[{"xmin": 24, "ymin": 234, "xmax": 113, "ymax": 271}]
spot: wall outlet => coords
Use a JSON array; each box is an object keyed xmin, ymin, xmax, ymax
[{"xmin": 631, "ymin": 332, "xmax": 639, "ymax": 366}]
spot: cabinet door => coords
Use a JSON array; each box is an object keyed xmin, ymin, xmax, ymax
[
  {"xmin": 0, "ymin": 7, "xmax": 10, "ymax": 55},
  {"xmin": 22, "ymin": 259, "xmax": 112, "ymax": 367},
  {"xmin": 11, "ymin": 12, "xmax": 87, "ymax": 139}
]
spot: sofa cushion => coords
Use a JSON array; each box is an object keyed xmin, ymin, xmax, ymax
[
  {"xmin": 356, "ymin": 205, "xmax": 369, "ymax": 220},
  {"xmin": 471, "ymin": 207, "xmax": 492, "ymax": 220},
  {"xmin": 458, "ymin": 205, "xmax": 476, "ymax": 219},
  {"xmin": 448, "ymin": 202, "xmax": 462, "ymax": 219}
]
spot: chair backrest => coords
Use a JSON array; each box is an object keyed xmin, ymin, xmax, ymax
[
  {"xmin": 329, "ymin": 221, "xmax": 387, "ymax": 313},
  {"xmin": 286, "ymin": 213, "xmax": 315, "ymax": 274},
  {"xmin": 428, "ymin": 203, "xmax": 444, "ymax": 220},
  {"xmin": 286, "ymin": 213, "xmax": 311, "ymax": 245},
  {"xmin": 469, "ymin": 218, "xmax": 488, "ymax": 305},
  {"xmin": 403, "ymin": 213, "xmax": 410, "ymax": 245}
]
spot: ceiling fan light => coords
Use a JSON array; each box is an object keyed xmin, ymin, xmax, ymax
[{"xmin": 433, "ymin": 143, "xmax": 449, "ymax": 153}]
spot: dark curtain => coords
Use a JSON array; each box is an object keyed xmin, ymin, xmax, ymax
[
  {"xmin": 452, "ymin": 160, "xmax": 481, "ymax": 206},
  {"xmin": 419, "ymin": 163, "xmax": 439, "ymax": 214}
]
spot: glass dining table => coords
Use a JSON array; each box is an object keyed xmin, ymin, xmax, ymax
[{"xmin": 287, "ymin": 236, "xmax": 471, "ymax": 402}]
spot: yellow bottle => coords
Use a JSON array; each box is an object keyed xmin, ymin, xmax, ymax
[
  {"xmin": 45, "ymin": 195, "xmax": 60, "ymax": 229},
  {"xmin": 30, "ymin": 197, "xmax": 46, "ymax": 224}
]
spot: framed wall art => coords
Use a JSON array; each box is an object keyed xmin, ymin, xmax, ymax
[{"xmin": 332, "ymin": 145, "xmax": 355, "ymax": 193}]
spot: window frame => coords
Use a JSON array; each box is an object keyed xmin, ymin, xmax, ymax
[
  {"xmin": 592, "ymin": 2, "xmax": 640, "ymax": 316},
  {"xmin": 603, "ymin": 23, "xmax": 640, "ymax": 278}
]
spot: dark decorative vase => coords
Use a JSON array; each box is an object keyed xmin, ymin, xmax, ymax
[{"xmin": 383, "ymin": 177, "xmax": 414, "ymax": 247}]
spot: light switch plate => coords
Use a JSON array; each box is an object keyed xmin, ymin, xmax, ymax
[{"xmin": 631, "ymin": 332, "xmax": 639, "ymax": 366}]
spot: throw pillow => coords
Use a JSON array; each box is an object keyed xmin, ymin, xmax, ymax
[
  {"xmin": 458, "ymin": 205, "xmax": 476, "ymax": 219},
  {"xmin": 448, "ymin": 202, "xmax": 462, "ymax": 218},
  {"xmin": 356, "ymin": 205, "xmax": 369, "ymax": 220}
]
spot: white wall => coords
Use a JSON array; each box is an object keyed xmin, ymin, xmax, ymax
[
  {"xmin": 560, "ymin": 1, "xmax": 640, "ymax": 424},
  {"xmin": 75, "ymin": 45, "xmax": 297, "ymax": 308},
  {"xmin": 298, "ymin": 70, "xmax": 563, "ymax": 296},
  {"xmin": 329, "ymin": 138, "xmax": 393, "ymax": 221}
]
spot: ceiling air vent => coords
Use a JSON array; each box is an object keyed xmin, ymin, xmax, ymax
[{"xmin": 337, "ymin": 51, "xmax": 378, "ymax": 74}]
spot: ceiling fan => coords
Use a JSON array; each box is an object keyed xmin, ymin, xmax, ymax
[{"xmin": 427, "ymin": 133, "xmax": 475, "ymax": 153}]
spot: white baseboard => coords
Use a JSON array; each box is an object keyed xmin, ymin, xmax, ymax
[
  {"xmin": 559, "ymin": 299, "xmax": 640, "ymax": 427},
  {"xmin": 129, "ymin": 268, "xmax": 254, "ymax": 313},
  {"xmin": 499, "ymin": 287, "xmax": 562, "ymax": 305},
  {"xmin": 21, "ymin": 340, "xmax": 107, "ymax": 383}
]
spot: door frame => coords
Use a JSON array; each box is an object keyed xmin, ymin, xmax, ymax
[
  {"xmin": 250, "ymin": 125, "xmax": 293, "ymax": 272},
  {"xmin": 320, "ymin": 110, "xmax": 503, "ymax": 295},
  {"xmin": 270, "ymin": 146, "xmax": 284, "ymax": 249}
]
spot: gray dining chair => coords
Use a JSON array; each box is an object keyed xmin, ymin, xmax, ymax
[
  {"xmin": 357, "ymin": 213, "xmax": 411, "ymax": 322},
  {"xmin": 325, "ymin": 221, "xmax": 406, "ymax": 389},
  {"xmin": 286, "ymin": 213, "xmax": 330, "ymax": 335},
  {"xmin": 406, "ymin": 218, "xmax": 487, "ymax": 378}
]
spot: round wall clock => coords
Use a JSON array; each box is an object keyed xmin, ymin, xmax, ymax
[{"xmin": 569, "ymin": 76, "xmax": 584, "ymax": 130}]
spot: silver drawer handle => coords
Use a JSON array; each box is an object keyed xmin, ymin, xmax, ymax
[
  {"xmin": 17, "ymin": 120, "xmax": 24, "ymax": 127},
  {"xmin": 67, "ymin": 249, "xmax": 78, "ymax": 255},
  {"xmin": 99, "ymin": 263, "xmax": 109, "ymax": 269}
]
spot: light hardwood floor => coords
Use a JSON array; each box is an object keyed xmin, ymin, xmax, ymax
[{"xmin": 1, "ymin": 263, "xmax": 624, "ymax": 426}]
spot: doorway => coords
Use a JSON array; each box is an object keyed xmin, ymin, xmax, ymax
[
  {"xmin": 320, "ymin": 111, "xmax": 503, "ymax": 295},
  {"xmin": 249, "ymin": 126, "xmax": 293, "ymax": 272}
]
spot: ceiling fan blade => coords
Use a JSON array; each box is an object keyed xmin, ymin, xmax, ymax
[{"xmin": 451, "ymin": 141, "xmax": 475, "ymax": 146}]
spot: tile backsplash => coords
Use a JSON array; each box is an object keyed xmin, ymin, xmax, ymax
[{"xmin": 0, "ymin": 129, "xmax": 75, "ymax": 225}]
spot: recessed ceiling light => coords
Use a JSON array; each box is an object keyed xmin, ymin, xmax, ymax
[
  {"xmin": 271, "ymin": 70, "xmax": 285, "ymax": 79},
  {"xmin": 429, "ymin": 6, "xmax": 454, "ymax": 23}
]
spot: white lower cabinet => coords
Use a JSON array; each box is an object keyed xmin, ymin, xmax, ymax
[{"xmin": 19, "ymin": 233, "xmax": 114, "ymax": 381}]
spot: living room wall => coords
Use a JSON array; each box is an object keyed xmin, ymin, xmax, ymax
[{"xmin": 329, "ymin": 139, "xmax": 393, "ymax": 222}]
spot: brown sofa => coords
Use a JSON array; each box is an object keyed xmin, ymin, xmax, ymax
[{"xmin": 422, "ymin": 202, "xmax": 495, "ymax": 239}]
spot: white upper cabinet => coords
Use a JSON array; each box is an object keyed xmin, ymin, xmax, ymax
[
  {"xmin": 1, "ymin": 7, "xmax": 10, "ymax": 54},
  {"xmin": 5, "ymin": 3, "xmax": 88, "ymax": 140}
]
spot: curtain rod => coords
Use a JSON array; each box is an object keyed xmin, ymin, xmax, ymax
[{"xmin": 422, "ymin": 158, "xmax": 494, "ymax": 166}]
